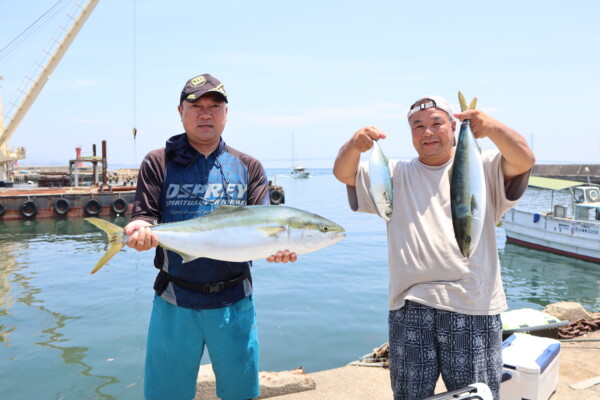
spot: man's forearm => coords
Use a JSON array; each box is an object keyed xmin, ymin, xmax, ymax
[{"xmin": 333, "ymin": 141, "xmax": 361, "ymax": 186}]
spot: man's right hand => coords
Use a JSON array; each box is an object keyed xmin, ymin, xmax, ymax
[
  {"xmin": 125, "ymin": 220, "xmax": 159, "ymax": 251},
  {"xmin": 333, "ymin": 126, "xmax": 387, "ymax": 186},
  {"xmin": 349, "ymin": 126, "xmax": 387, "ymax": 153}
]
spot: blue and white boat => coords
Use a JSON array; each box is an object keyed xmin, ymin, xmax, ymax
[{"xmin": 502, "ymin": 176, "xmax": 600, "ymax": 263}]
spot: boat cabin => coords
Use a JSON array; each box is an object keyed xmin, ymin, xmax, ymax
[
  {"xmin": 529, "ymin": 176, "xmax": 600, "ymax": 222},
  {"xmin": 503, "ymin": 176, "xmax": 600, "ymax": 263},
  {"xmin": 572, "ymin": 186, "xmax": 600, "ymax": 221},
  {"xmin": 573, "ymin": 186, "xmax": 600, "ymax": 204}
]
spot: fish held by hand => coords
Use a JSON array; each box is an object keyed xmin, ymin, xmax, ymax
[
  {"xmin": 369, "ymin": 139, "xmax": 393, "ymax": 222},
  {"xmin": 85, "ymin": 205, "xmax": 346, "ymax": 274},
  {"xmin": 450, "ymin": 92, "xmax": 486, "ymax": 258}
]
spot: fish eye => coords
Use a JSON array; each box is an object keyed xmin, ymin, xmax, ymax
[{"xmin": 321, "ymin": 225, "xmax": 329, "ymax": 232}]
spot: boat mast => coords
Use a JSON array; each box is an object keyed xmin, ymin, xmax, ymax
[
  {"xmin": 291, "ymin": 132, "xmax": 295, "ymax": 168},
  {"xmin": 0, "ymin": 0, "xmax": 100, "ymax": 183}
]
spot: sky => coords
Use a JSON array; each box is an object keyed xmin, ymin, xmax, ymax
[{"xmin": 0, "ymin": 0, "xmax": 599, "ymax": 170}]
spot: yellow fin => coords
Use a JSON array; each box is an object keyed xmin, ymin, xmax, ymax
[
  {"xmin": 458, "ymin": 91, "xmax": 478, "ymax": 111},
  {"xmin": 469, "ymin": 97, "xmax": 478, "ymax": 110},
  {"xmin": 257, "ymin": 226, "xmax": 286, "ymax": 237},
  {"xmin": 458, "ymin": 91, "xmax": 468, "ymax": 112},
  {"xmin": 153, "ymin": 242, "xmax": 201, "ymax": 264},
  {"xmin": 174, "ymin": 251, "xmax": 201, "ymax": 264},
  {"xmin": 85, "ymin": 217, "xmax": 126, "ymax": 274},
  {"xmin": 90, "ymin": 242, "xmax": 125, "ymax": 274}
]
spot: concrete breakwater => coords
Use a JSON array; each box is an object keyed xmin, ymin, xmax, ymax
[{"xmin": 533, "ymin": 164, "xmax": 600, "ymax": 184}]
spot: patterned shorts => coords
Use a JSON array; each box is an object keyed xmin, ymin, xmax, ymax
[{"xmin": 388, "ymin": 300, "xmax": 503, "ymax": 400}]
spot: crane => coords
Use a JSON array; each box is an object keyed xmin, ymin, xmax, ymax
[{"xmin": 0, "ymin": 0, "xmax": 100, "ymax": 185}]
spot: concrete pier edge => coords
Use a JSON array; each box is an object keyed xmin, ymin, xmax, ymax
[{"xmin": 195, "ymin": 303, "xmax": 600, "ymax": 399}]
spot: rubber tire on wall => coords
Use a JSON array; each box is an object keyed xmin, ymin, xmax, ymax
[
  {"xmin": 53, "ymin": 198, "xmax": 70, "ymax": 215},
  {"xmin": 84, "ymin": 198, "xmax": 102, "ymax": 216},
  {"xmin": 111, "ymin": 198, "xmax": 128, "ymax": 214},
  {"xmin": 269, "ymin": 189, "xmax": 284, "ymax": 205},
  {"xmin": 0, "ymin": 203, "xmax": 5, "ymax": 217},
  {"xmin": 20, "ymin": 200, "xmax": 38, "ymax": 218}
]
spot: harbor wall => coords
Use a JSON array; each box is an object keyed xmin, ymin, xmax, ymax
[{"xmin": 532, "ymin": 164, "xmax": 600, "ymax": 184}]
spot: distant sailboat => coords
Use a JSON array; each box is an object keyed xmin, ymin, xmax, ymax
[{"xmin": 290, "ymin": 133, "xmax": 310, "ymax": 178}]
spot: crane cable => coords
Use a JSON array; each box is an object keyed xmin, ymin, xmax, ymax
[
  {"xmin": 132, "ymin": 0, "xmax": 138, "ymax": 163},
  {"xmin": 0, "ymin": 0, "xmax": 71, "ymax": 65}
]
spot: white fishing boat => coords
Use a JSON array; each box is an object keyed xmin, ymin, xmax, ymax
[
  {"xmin": 501, "ymin": 176, "xmax": 600, "ymax": 263},
  {"xmin": 290, "ymin": 133, "xmax": 309, "ymax": 178},
  {"xmin": 290, "ymin": 162, "xmax": 310, "ymax": 179}
]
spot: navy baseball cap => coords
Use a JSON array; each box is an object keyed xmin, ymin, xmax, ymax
[{"xmin": 180, "ymin": 73, "xmax": 228, "ymax": 103}]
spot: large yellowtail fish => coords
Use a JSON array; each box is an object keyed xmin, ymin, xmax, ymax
[
  {"xmin": 450, "ymin": 92, "xmax": 486, "ymax": 257},
  {"xmin": 369, "ymin": 140, "xmax": 393, "ymax": 222},
  {"xmin": 86, "ymin": 205, "xmax": 345, "ymax": 274}
]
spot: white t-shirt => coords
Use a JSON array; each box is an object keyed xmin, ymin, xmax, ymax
[{"xmin": 348, "ymin": 150, "xmax": 529, "ymax": 315}]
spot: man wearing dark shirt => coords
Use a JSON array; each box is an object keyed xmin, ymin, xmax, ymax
[{"xmin": 126, "ymin": 74, "xmax": 295, "ymax": 400}]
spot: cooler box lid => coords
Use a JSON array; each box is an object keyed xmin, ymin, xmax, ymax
[
  {"xmin": 501, "ymin": 308, "xmax": 560, "ymax": 330},
  {"xmin": 502, "ymin": 333, "xmax": 560, "ymax": 374}
]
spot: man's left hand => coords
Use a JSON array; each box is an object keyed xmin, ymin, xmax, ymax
[
  {"xmin": 266, "ymin": 250, "xmax": 297, "ymax": 263},
  {"xmin": 453, "ymin": 109, "xmax": 500, "ymax": 140}
]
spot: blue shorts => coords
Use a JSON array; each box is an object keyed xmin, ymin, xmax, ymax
[
  {"xmin": 388, "ymin": 301, "xmax": 503, "ymax": 400},
  {"xmin": 144, "ymin": 295, "xmax": 259, "ymax": 400}
]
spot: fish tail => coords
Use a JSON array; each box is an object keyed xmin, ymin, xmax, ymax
[{"xmin": 85, "ymin": 217, "xmax": 126, "ymax": 274}]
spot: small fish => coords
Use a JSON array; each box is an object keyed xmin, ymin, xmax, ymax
[
  {"xmin": 369, "ymin": 140, "xmax": 393, "ymax": 222},
  {"xmin": 450, "ymin": 92, "xmax": 486, "ymax": 257},
  {"xmin": 85, "ymin": 205, "xmax": 346, "ymax": 274}
]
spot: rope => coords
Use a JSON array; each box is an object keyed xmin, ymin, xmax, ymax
[{"xmin": 349, "ymin": 343, "xmax": 389, "ymax": 368}]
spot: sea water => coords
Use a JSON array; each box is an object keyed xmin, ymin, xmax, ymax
[{"xmin": 1, "ymin": 169, "xmax": 599, "ymax": 399}]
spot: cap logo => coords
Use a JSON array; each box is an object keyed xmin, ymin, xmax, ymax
[
  {"xmin": 209, "ymin": 83, "xmax": 227, "ymax": 97},
  {"xmin": 186, "ymin": 94, "xmax": 197, "ymax": 100},
  {"xmin": 408, "ymin": 100, "xmax": 437, "ymax": 119},
  {"xmin": 190, "ymin": 76, "xmax": 206, "ymax": 87},
  {"xmin": 407, "ymin": 96, "xmax": 453, "ymax": 121},
  {"xmin": 419, "ymin": 100, "xmax": 436, "ymax": 110}
]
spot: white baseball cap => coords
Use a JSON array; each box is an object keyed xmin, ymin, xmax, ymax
[{"xmin": 407, "ymin": 95, "xmax": 454, "ymax": 121}]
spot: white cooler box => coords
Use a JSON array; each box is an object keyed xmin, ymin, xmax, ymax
[{"xmin": 500, "ymin": 333, "xmax": 560, "ymax": 400}]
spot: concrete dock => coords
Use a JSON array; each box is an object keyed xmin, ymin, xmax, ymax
[
  {"xmin": 196, "ymin": 330, "xmax": 600, "ymax": 399},
  {"xmin": 273, "ymin": 331, "xmax": 600, "ymax": 399}
]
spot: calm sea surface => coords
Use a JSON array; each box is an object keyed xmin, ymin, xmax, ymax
[{"xmin": 1, "ymin": 169, "xmax": 599, "ymax": 399}]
